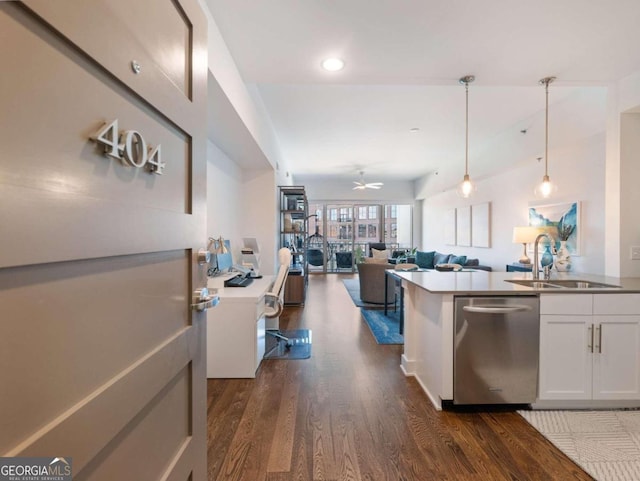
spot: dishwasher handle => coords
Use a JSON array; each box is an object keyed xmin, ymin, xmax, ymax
[{"xmin": 462, "ymin": 305, "xmax": 533, "ymax": 314}]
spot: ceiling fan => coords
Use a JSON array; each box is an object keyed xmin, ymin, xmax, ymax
[{"xmin": 353, "ymin": 171, "xmax": 384, "ymax": 190}]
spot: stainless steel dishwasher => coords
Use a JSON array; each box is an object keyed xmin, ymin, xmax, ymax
[{"xmin": 454, "ymin": 296, "xmax": 539, "ymax": 405}]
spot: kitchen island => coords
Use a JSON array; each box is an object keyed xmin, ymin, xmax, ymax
[{"xmin": 394, "ymin": 269, "xmax": 640, "ymax": 410}]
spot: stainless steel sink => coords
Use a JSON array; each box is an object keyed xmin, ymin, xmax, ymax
[
  {"xmin": 543, "ymin": 279, "xmax": 621, "ymax": 289},
  {"xmin": 506, "ymin": 279, "xmax": 621, "ymax": 289},
  {"xmin": 506, "ymin": 280, "xmax": 561, "ymax": 288}
]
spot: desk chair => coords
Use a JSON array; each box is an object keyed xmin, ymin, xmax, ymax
[{"xmin": 265, "ymin": 248, "xmax": 292, "ymax": 348}]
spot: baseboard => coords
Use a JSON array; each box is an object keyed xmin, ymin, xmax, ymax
[{"xmin": 400, "ymin": 355, "xmax": 442, "ymax": 411}]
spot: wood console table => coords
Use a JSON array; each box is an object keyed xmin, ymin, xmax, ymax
[{"xmin": 384, "ymin": 269, "xmax": 404, "ymax": 334}]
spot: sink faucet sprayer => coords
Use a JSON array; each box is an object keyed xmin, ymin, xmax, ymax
[{"xmin": 533, "ymin": 233, "xmax": 556, "ymax": 280}]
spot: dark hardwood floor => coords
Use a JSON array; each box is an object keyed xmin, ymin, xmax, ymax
[{"xmin": 207, "ymin": 274, "xmax": 592, "ymax": 481}]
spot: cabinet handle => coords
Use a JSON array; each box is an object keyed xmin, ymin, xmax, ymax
[
  {"xmin": 588, "ymin": 324, "xmax": 593, "ymax": 353},
  {"xmin": 598, "ymin": 324, "xmax": 603, "ymax": 354}
]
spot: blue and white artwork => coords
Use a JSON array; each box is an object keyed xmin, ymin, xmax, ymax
[{"xmin": 528, "ymin": 201, "xmax": 580, "ymax": 256}]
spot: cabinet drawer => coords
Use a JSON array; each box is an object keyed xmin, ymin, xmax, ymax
[
  {"xmin": 540, "ymin": 294, "xmax": 593, "ymax": 315},
  {"xmin": 593, "ymin": 294, "xmax": 640, "ymax": 315}
]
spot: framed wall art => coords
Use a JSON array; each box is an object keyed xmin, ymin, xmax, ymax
[{"xmin": 528, "ymin": 201, "xmax": 580, "ymax": 255}]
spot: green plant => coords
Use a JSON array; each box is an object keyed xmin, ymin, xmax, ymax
[
  {"xmin": 557, "ymin": 222, "xmax": 575, "ymax": 241},
  {"xmin": 354, "ymin": 246, "xmax": 365, "ymax": 264}
]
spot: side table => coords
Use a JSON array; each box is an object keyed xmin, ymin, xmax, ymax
[{"xmin": 506, "ymin": 263, "xmax": 533, "ymax": 272}]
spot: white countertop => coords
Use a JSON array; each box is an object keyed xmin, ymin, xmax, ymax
[
  {"xmin": 207, "ymin": 274, "xmax": 274, "ymax": 302},
  {"xmin": 392, "ymin": 269, "xmax": 640, "ymax": 294}
]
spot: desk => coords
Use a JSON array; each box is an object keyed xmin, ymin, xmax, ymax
[
  {"xmin": 384, "ymin": 269, "xmax": 404, "ymax": 334},
  {"xmin": 206, "ymin": 275, "xmax": 274, "ymax": 378}
]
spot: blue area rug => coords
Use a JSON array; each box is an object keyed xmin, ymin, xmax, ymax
[
  {"xmin": 361, "ymin": 309, "xmax": 404, "ymax": 345},
  {"xmin": 342, "ymin": 278, "xmax": 387, "ymax": 308}
]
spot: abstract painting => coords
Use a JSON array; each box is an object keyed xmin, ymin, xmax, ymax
[{"xmin": 528, "ymin": 201, "xmax": 580, "ymax": 255}]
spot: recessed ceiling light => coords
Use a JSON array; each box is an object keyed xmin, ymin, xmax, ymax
[
  {"xmin": 321, "ymin": 58, "xmax": 345, "ymax": 71},
  {"xmin": 410, "ymin": 127, "xmax": 420, "ymax": 133}
]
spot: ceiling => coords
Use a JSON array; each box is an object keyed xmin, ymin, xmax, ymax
[{"xmin": 204, "ymin": 0, "xmax": 640, "ymax": 186}]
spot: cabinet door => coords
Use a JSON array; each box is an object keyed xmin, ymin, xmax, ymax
[
  {"xmin": 592, "ymin": 316, "xmax": 640, "ymax": 400},
  {"xmin": 539, "ymin": 315, "xmax": 592, "ymax": 400}
]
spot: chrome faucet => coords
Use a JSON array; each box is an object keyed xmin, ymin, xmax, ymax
[{"xmin": 533, "ymin": 233, "xmax": 553, "ymax": 280}]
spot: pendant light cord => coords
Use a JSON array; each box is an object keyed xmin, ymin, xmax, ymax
[
  {"xmin": 459, "ymin": 75, "xmax": 474, "ymax": 177},
  {"xmin": 539, "ymin": 76, "xmax": 555, "ymax": 178},
  {"xmin": 544, "ymin": 80, "xmax": 549, "ymax": 177},
  {"xmin": 465, "ymin": 81, "xmax": 469, "ymax": 176}
]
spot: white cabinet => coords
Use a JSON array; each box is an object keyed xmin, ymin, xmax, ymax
[
  {"xmin": 206, "ymin": 276, "xmax": 273, "ymax": 378},
  {"xmin": 539, "ymin": 294, "xmax": 640, "ymax": 402}
]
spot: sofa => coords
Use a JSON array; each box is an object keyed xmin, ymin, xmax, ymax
[
  {"xmin": 414, "ymin": 250, "xmax": 493, "ymax": 271},
  {"xmin": 368, "ymin": 244, "xmax": 492, "ymax": 272},
  {"xmin": 357, "ymin": 246, "xmax": 492, "ymax": 305}
]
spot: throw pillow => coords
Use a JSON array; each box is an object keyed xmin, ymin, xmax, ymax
[
  {"xmin": 371, "ymin": 248, "xmax": 389, "ymax": 260},
  {"xmin": 449, "ymin": 255, "xmax": 467, "ymax": 265},
  {"xmin": 433, "ymin": 252, "xmax": 451, "ymax": 265},
  {"xmin": 415, "ymin": 250, "xmax": 435, "ymax": 269},
  {"xmin": 363, "ymin": 257, "xmax": 388, "ymax": 264},
  {"xmin": 465, "ymin": 258, "xmax": 479, "ymax": 266}
]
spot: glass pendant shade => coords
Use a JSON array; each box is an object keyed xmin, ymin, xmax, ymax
[
  {"xmin": 534, "ymin": 174, "xmax": 557, "ymax": 198},
  {"xmin": 456, "ymin": 174, "xmax": 476, "ymax": 198}
]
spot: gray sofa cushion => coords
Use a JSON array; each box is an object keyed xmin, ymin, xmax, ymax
[
  {"xmin": 433, "ymin": 252, "xmax": 451, "ymax": 265},
  {"xmin": 449, "ymin": 255, "xmax": 467, "ymax": 265}
]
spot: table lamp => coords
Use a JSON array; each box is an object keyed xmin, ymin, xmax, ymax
[{"xmin": 512, "ymin": 226, "xmax": 540, "ymax": 264}]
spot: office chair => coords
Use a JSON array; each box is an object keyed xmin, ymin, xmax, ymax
[{"xmin": 265, "ymin": 247, "xmax": 292, "ymax": 348}]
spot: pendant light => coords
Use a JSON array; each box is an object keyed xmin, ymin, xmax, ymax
[
  {"xmin": 535, "ymin": 76, "xmax": 558, "ymax": 198},
  {"xmin": 456, "ymin": 75, "xmax": 476, "ymax": 198}
]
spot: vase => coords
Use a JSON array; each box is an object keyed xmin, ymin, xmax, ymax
[
  {"xmin": 555, "ymin": 240, "xmax": 572, "ymax": 272},
  {"xmin": 540, "ymin": 245, "xmax": 553, "ymax": 269}
]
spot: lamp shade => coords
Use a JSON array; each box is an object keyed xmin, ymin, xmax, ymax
[{"xmin": 513, "ymin": 226, "xmax": 540, "ymax": 244}]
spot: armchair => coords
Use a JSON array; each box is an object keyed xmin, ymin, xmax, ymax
[{"xmin": 357, "ymin": 261, "xmax": 396, "ymax": 305}]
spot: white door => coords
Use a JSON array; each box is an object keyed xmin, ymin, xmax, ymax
[
  {"xmin": 539, "ymin": 315, "xmax": 593, "ymax": 400},
  {"xmin": 0, "ymin": 1, "xmax": 208, "ymax": 479},
  {"xmin": 592, "ymin": 316, "xmax": 640, "ymax": 400}
]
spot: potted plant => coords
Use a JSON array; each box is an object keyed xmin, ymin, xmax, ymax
[{"xmin": 555, "ymin": 222, "xmax": 575, "ymax": 271}]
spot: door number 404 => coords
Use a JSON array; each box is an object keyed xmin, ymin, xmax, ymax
[{"xmin": 91, "ymin": 119, "xmax": 165, "ymax": 175}]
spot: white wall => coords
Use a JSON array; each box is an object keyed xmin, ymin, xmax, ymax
[
  {"xmin": 606, "ymin": 69, "xmax": 640, "ymax": 277},
  {"xmin": 620, "ymin": 113, "xmax": 640, "ymax": 277},
  {"xmin": 419, "ymin": 133, "xmax": 606, "ymax": 273},
  {"xmin": 206, "ymin": 140, "xmax": 242, "ymax": 254},
  {"xmin": 241, "ymin": 169, "xmax": 278, "ymax": 275}
]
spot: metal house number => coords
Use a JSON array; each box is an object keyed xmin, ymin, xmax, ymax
[{"xmin": 91, "ymin": 119, "xmax": 165, "ymax": 175}]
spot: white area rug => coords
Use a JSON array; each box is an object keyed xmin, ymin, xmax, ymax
[{"xmin": 519, "ymin": 410, "xmax": 640, "ymax": 481}]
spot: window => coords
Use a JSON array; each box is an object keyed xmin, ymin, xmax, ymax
[
  {"xmin": 391, "ymin": 223, "xmax": 397, "ymax": 238},
  {"xmin": 368, "ymin": 206, "xmax": 377, "ymax": 219},
  {"xmin": 339, "ymin": 207, "xmax": 351, "ymax": 222},
  {"xmin": 390, "ymin": 205, "xmax": 397, "ymax": 218},
  {"xmin": 339, "ymin": 224, "xmax": 352, "ymax": 239},
  {"xmin": 329, "ymin": 225, "xmax": 338, "ymax": 238},
  {"xmin": 368, "ymin": 224, "xmax": 377, "ymax": 238},
  {"xmin": 358, "ymin": 224, "xmax": 367, "ymax": 238},
  {"xmin": 330, "ymin": 209, "xmax": 337, "ymax": 221},
  {"xmin": 358, "ymin": 207, "xmax": 367, "ymax": 219}
]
